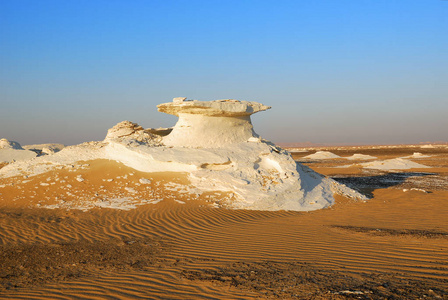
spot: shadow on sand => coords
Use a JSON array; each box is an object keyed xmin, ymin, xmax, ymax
[{"xmin": 332, "ymin": 172, "xmax": 435, "ymax": 198}]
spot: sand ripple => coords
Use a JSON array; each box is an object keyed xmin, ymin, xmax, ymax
[{"xmin": 1, "ymin": 154, "xmax": 448, "ymax": 298}]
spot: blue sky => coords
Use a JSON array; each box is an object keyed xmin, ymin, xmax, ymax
[{"xmin": 1, "ymin": 0, "xmax": 447, "ymax": 145}]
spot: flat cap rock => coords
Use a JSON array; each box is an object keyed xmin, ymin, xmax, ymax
[{"xmin": 157, "ymin": 98, "xmax": 271, "ymax": 117}]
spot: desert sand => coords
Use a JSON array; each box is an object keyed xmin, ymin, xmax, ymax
[
  {"xmin": 1, "ymin": 99, "xmax": 447, "ymax": 299},
  {"xmin": 0, "ymin": 145, "xmax": 447, "ymax": 299}
]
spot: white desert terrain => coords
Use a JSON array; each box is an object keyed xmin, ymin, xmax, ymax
[{"xmin": 0, "ymin": 98, "xmax": 447, "ymax": 299}]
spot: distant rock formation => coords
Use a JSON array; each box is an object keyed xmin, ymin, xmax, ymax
[
  {"xmin": 304, "ymin": 151, "xmax": 341, "ymax": 160},
  {"xmin": 23, "ymin": 143, "xmax": 65, "ymax": 155},
  {"xmin": 345, "ymin": 154, "xmax": 377, "ymax": 160},
  {"xmin": 360, "ymin": 158, "xmax": 429, "ymax": 170},
  {"xmin": 0, "ymin": 138, "xmax": 23, "ymax": 150},
  {"xmin": 0, "ymin": 139, "xmax": 38, "ymax": 163}
]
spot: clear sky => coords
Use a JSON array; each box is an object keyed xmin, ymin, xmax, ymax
[{"xmin": 1, "ymin": 0, "xmax": 447, "ymax": 146}]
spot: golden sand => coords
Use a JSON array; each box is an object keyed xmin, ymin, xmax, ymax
[{"xmin": 1, "ymin": 146, "xmax": 448, "ymax": 299}]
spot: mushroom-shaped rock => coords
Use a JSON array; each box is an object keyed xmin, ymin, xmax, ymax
[
  {"xmin": 0, "ymin": 98, "xmax": 368, "ymax": 212},
  {"xmin": 158, "ymin": 98, "xmax": 271, "ymax": 148}
]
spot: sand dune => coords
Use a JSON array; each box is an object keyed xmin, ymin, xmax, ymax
[
  {"xmin": 0, "ymin": 148, "xmax": 448, "ymax": 299},
  {"xmin": 1, "ymin": 193, "xmax": 447, "ymax": 298},
  {"xmin": 1, "ymin": 145, "xmax": 448, "ymax": 298}
]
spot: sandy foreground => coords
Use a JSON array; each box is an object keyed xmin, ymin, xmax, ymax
[{"xmin": 1, "ymin": 145, "xmax": 448, "ymax": 299}]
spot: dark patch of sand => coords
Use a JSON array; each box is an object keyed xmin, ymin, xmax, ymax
[{"xmin": 183, "ymin": 261, "xmax": 448, "ymax": 299}]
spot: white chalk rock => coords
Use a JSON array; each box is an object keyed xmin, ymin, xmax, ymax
[
  {"xmin": 23, "ymin": 143, "xmax": 65, "ymax": 155},
  {"xmin": 304, "ymin": 151, "xmax": 341, "ymax": 160},
  {"xmin": 105, "ymin": 120, "xmax": 162, "ymax": 146},
  {"xmin": 345, "ymin": 154, "xmax": 377, "ymax": 160},
  {"xmin": 173, "ymin": 97, "xmax": 187, "ymax": 104},
  {"xmin": 105, "ymin": 121, "xmax": 144, "ymax": 139},
  {"xmin": 158, "ymin": 98, "xmax": 271, "ymax": 148},
  {"xmin": 0, "ymin": 149, "xmax": 38, "ymax": 163},
  {"xmin": 402, "ymin": 152, "xmax": 430, "ymax": 159},
  {"xmin": 0, "ymin": 138, "xmax": 23, "ymax": 150},
  {"xmin": 105, "ymin": 98, "xmax": 366, "ymax": 210},
  {"xmin": 0, "ymin": 139, "xmax": 38, "ymax": 163},
  {"xmin": 360, "ymin": 158, "xmax": 429, "ymax": 170},
  {"xmin": 0, "ymin": 98, "xmax": 367, "ymax": 212}
]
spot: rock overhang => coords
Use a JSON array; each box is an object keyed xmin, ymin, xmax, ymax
[
  {"xmin": 0, "ymin": 97, "xmax": 368, "ymax": 212},
  {"xmin": 157, "ymin": 98, "xmax": 271, "ymax": 117}
]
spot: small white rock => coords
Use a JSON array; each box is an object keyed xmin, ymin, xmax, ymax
[{"xmin": 139, "ymin": 178, "xmax": 152, "ymax": 185}]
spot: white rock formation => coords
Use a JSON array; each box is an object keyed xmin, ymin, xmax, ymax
[
  {"xmin": 303, "ymin": 151, "xmax": 341, "ymax": 160},
  {"xmin": 0, "ymin": 139, "xmax": 38, "ymax": 163},
  {"xmin": 105, "ymin": 120, "xmax": 162, "ymax": 147},
  {"xmin": 360, "ymin": 158, "xmax": 429, "ymax": 170},
  {"xmin": 402, "ymin": 152, "xmax": 430, "ymax": 159},
  {"xmin": 345, "ymin": 154, "xmax": 377, "ymax": 160},
  {"xmin": 158, "ymin": 98, "xmax": 271, "ymax": 148},
  {"xmin": 105, "ymin": 121, "xmax": 144, "ymax": 140},
  {"xmin": 0, "ymin": 138, "xmax": 23, "ymax": 150},
  {"xmin": 0, "ymin": 98, "xmax": 367, "ymax": 211},
  {"xmin": 23, "ymin": 143, "xmax": 65, "ymax": 155}
]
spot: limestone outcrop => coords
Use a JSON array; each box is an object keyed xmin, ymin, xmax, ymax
[
  {"xmin": 23, "ymin": 144, "xmax": 65, "ymax": 155},
  {"xmin": 105, "ymin": 121, "xmax": 162, "ymax": 147},
  {"xmin": 157, "ymin": 98, "xmax": 271, "ymax": 117},
  {"xmin": 0, "ymin": 138, "xmax": 23, "ymax": 150},
  {"xmin": 0, "ymin": 98, "xmax": 367, "ymax": 211},
  {"xmin": 158, "ymin": 98, "xmax": 271, "ymax": 148},
  {"xmin": 0, "ymin": 139, "xmax": 38, "ymax": 163}
]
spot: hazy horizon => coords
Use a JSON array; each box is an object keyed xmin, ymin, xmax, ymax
[{"xmin": 1, "ymin": 0, "xmax": 447, "ymax": 146}]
